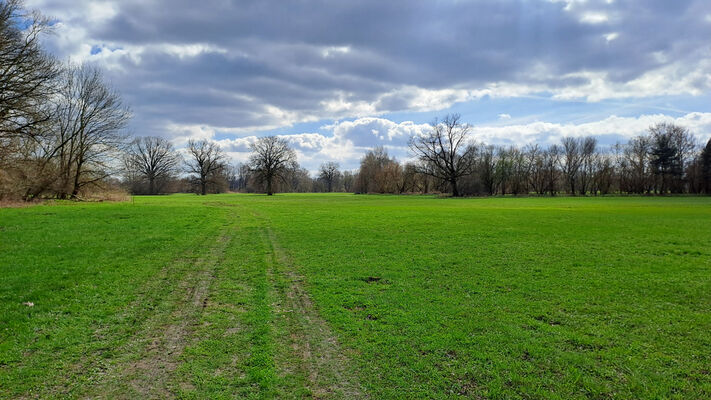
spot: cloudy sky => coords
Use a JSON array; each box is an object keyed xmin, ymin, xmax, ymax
[{"xmin": 28, "ymin": 0, "xmax": 711, "ymax": 172}]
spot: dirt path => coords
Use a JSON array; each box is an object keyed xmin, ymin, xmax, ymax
[
  {"xmin": 31, "ymin": 207, "xmax": 364, "ymax": 398},
  {"xmin": 264, "ymin": 227, "xmax": 366, "ymax": 399},
  {"xmin": 80, "ymin": 223, "xmax": 237, "ymax": 399}
]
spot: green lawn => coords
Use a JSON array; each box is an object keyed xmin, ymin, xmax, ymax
[{"xmin": 1, "ymin": 194, "xmax": 710, "ymax": 399}]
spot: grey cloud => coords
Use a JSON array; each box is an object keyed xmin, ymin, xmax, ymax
[{"xmin": 29, "ymin": 0, "xmax": 711, "ymax": 137}]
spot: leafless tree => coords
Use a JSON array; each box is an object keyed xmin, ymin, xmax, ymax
[
  {"xmin": 0, "ymin": 3, "xmax": 135, "ymax": 201},
  {"xmin": 0, "ymin": 0, "xmax": 58, "ymax": 198},
  {"xmin": 560, "ymin": 137, "xmax": 583, "ymax": 195},
  {"xmin": 354, "ymin": 146, "xmax": 404, "ymax": 194},
  {"xmin": 620, "ymin": 136, "xmax": 651, "ymax": 194},
  {"xmin": 702, "ymin": 138, "xmax": 711, "ymax": 194},
  {"xmin": 342, "ymin": 170, "xmax": 356, "ymax": 192},
  {"xmin": 19, "ymin": 64, "xmax": 129, "ymax": 200},
  {"xmin": 409, "ymin": 114, "xmax": 476, "ymax": 196},
  {"xmin": 400, "ymin": 162, "xmax": 420, "ymax": 193},
  {"xmin": 507, "ymin": 147, "xmax": 525, "ymax": 195},
  {"xmin": 232, "ymin": 162, "xmax": 251, "ymax": 191},
  {"xmin": 54, "ymin": 65, "xmax": 130, "ymax": 199},
  {"xmin": 355, "ymin": 146, "xmax": 389, "ymax": 193},
  {"xmin": 579, "ymin": 137, "xmax": 598, "ymax": 194},
  {"xmin": 248, "ymin": 136, "xmax": 297, "ymax": 195},
  {"xmin": 186, "ymin": 139, "xmax": 228, "ymax": 195},
  {"xmin": 125, "ymin": 136, "xmax": 181, "ymax": 194},
  {"xmin": 0, "ymin": 0, "xmax": 58, "ymax": 145},
  {"xmin": 287, "ymin": 166, "xmax": 313, "ymax": 192},
  {"xmin": 479, "ymin": 145, "xmax": 497, "ymax": 195},
  {"xmin": 592, "ymin": 155, "xmax": 614, "ymax": 195},
  {"xmin": 318, "ymin": 161, "xmax": 341, "ymax": 192},
  {"xmin": 495, "ymin": 146, "xmax": 514, "ymax": 195}
]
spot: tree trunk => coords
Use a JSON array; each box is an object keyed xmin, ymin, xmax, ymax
[
  {"xmin": 451, "ymin": 179, "xmax": 459, "ymax": 197},
  {"xmin": 71, "ymin": 165, "xmax": 82, "ymax": 198},
  {"xmin": 149, "ymin": 177, "xmax": 155, "ymax": 195},
  {"xmin": 267, "ymin": 177, "xmax": 273, "ymax": 195},
  {"xmin": 200, "ymin": 180, "xmax": 207, "ymax": 195}
]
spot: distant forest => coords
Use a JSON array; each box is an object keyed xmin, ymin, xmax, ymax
[{"xmin": 228, "ymin": 118, "xmax": 711, "ymax": 197}]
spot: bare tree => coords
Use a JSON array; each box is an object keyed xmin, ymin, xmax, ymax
[
  {"xmin": 233, "ymin": 162, "xmax": 251, "ymax": 191},
  {"xmin": 592, "ymin": 154, "xmax": 614, "ymax": 195},
  {"xmin": 495, "ymin": 146, "xmax": 514, "ymax": 195},
  {"xmin": 509, "ymin": 146, "xmax": 531, "ymax": 195},
  {"xmin": 125, "ymin": 136, "xmax": 180, "ymax": 194},
  {"xmin": 400, "ymin": 162, "xmax": 420, "ymax": 194},
  {"xmin": 479, "ymin": 145, "xmax": 497, "ymax": 195},
  {"xmin": 1, "ymin": 0, "xmax": 58, "ymax": 199},
  {"xmin": 702, "ymin": 138, "xmax": 711, "ymax": 194},
  {"xmin": 342, "ymin": 170, "xmax": 356, "ymax": 192},
  {"xmin": 186, "ymin": 139, "xmax": 227, "ymax": 195},
  {"xmin": 0, "ymin": 3, "xmax": 135, "ymax": 201},
  {"xmin": 248, "ymin": 136, "xmax": 297, "ymax": 195},
  {"xmin": 17, "ymin": 64, "xmax": 130, "ymax": 200},
  {"xmin": 56, "ymin": 65, "xmax": 130, "ymax": 198},
  {"xmin": 560, "ymin": 137, "xmax": 583, "ymax": 195},
  {"xmin": 409, "ymin": 114, "xmax": 477, "ymax": 197},
  {"xmin": 355, "ymin": 146, "xmax": 396, "ymax": 193},
  {"xmin": 0, "ymin": 0, "xmax": 58, "ymax": 143},
  {"xmin": 287, "ymin": 166, "xmax": 313, "ymax": 193},
  {"xmin": 579, "ymin": 137, "xmax": 598, "ymax": 195},
  {"xmin": 318, "ymin": 161, "xmax": 341, "ymax": 192},
  {"xmin": 544, "ymin": 145, "xmax": 562, "ymax": 195},
  {"xmin": 620, "ymin": 136, "xmax": 651, "ymax": 194}
]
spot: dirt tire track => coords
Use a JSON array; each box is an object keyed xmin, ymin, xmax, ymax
[
  {"xmin": 24, "ymin": 222, "xmax": 230, "ymax": 400},
  {"xmin": 264, "ymin": 227, "xmax": 366, "ymax": 399},
  {"xmin": 81, "ymin": 221, "xmax": 238, "ymax": 399}
]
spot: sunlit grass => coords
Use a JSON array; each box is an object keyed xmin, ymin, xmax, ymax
[{"xmin": 1, "ymin": 194, "xmax": 709, "ymax": 398}]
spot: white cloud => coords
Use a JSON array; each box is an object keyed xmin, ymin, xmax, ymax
[
  {"xmin": 322, "ymin": 46, "xmax": 351, "ymax": 58},
  {"xmin": 471, "ymin": 112, "xmax": 711, "ymax": 146},
  {"xmin": 549, "ymin": 56, "xmax": 711, "ymax": 101},
  {"xmin": 580, "ymin": 12, "xmax": 609, "ymax": 24}
]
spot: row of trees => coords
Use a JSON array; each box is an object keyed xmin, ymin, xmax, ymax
[
  {"xmin": 346, "ymin": 116, "xmax": 711, "ymax": 197},
  {"xmin": 233, "ymin": 117, "xmax": 711, "ymax": 197}
]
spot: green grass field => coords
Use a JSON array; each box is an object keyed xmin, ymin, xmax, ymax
[{"xmin": 1, "ymin": 194, "xmax": 710, "ymax": 399}]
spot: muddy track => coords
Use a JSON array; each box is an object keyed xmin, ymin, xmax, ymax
[{"xmin": 264, "ymin": 227, "xmax": 366, "ymax": 399}]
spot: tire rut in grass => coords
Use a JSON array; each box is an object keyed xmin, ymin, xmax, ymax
[
  {"xmin": 29, "ymin": 225, "xmax": 228, "ymax": 400},
  {"xmin": 81, "ymin": 224, "xmax": 236, "ymax": 399},
  {"xmin": 264, "ymin": 227, "xmax": 365, "ymax": 399}
]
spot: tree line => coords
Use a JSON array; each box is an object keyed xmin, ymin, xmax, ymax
[
  {"xmin": 2, "ymin": 1, "xmax": 710, "ymax": 200},
  {"xmin": 401, "ymin": 114, "xmax": 711, "ymax": 197},
  {"xmin": 233, "ymin": 115, "xmax": 711, "ymax": 197}
]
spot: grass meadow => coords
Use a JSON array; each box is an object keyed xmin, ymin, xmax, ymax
[{"xmin": 1, "ymin": 194, "xmax": 710, "ymax": 399}]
